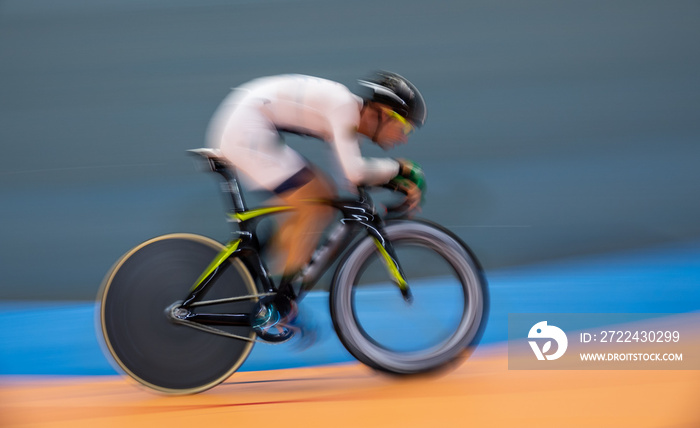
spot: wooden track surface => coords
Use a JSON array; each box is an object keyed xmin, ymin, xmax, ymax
[{"xmin": 2, "ymin": 344, "xmax": 698, "ymax": 428}]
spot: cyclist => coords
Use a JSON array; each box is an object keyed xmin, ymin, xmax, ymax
[{"xmin": 206, "ymin": 71, "xmax": 427, "ymax": 326}]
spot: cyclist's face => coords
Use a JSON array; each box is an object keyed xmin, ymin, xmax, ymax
[{"xmin": 373, "ymin": 107, "xmax": 413, "ymax": 149}]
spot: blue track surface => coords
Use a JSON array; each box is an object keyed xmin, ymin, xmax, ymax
[{"xmin": 2, "ymin": 241, "xmax": 699, "ymax": 375}]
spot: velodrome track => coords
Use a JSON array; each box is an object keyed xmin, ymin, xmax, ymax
[{"xmin": 3, "ymin": 342, "xmax": 699, "ymax": 428}]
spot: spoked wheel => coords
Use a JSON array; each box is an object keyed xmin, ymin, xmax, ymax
[
  {"xmin": 98, "ymin": 233, "xmax": 258, "ymax": 394},
  {"xmin": 330, "ymin": 220, "xmax": 488, "ymax": 375}
]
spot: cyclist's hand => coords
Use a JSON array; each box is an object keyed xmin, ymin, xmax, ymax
[
  {"xmin": 390, "ymin": 158, "xmax": 426, "ymax": 212},
  {"xmin": 386, "ymin": 176, "xmax": 423, "ymax": 213},
  {"xmin": 396, "ymin": 158, "xmax": 426, "ymax": 193},
  {"xmin": 401, "ymin": 178, "xmax": 422, "ymax": 212}
]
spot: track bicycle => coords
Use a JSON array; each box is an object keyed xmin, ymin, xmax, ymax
[{"xmin": 98, "ymin": 148, "xmax": 488, "ymax": 394}]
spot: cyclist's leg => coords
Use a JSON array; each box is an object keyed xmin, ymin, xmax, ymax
[
  {"xmin": 253, "ymin": 167, "xmax": 333, "ymax": 344},
  {"xmin": 271, "ymin": 166, "xmax": 335, "ymax": 279}
]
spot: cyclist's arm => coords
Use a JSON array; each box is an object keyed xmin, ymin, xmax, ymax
[
  {"xmin": 331, "ymin": 136, "xmax": 400, "ymax": 185},
  {"xmin": 331, "ymin": 134, "xmax": 423, "ymax": 211},
  {"xmin": 328, "ymin": 104, "xmax": 400, "ymax": 186}
]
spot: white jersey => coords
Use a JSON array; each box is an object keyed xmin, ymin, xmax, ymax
[{"xmin": 207, "ymin": 74, "xmax": 400, "ymax": 190}]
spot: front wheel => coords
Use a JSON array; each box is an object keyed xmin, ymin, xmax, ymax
[{"xmin": 330, "ymin": 220, "xmax": 488, "ymax": 375}]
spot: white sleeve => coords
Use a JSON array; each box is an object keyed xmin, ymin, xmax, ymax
[
  {"xmin": 330, "ymin": 121, "xmax": 400, "ymax": 186},
  {"xmin": 315, "ymin": 91, "xmax": 399, "ymax": 186}
]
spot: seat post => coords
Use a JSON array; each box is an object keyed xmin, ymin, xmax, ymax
[
  {"xmin": 215, "ymin": 163, "xmax": 247, "ymax": 213},
  {"xmin": 188, "ymin": 149, "xmax": 248, "ymax": 213}
]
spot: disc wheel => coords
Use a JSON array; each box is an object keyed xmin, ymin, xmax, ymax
[
  {"xmin": 330, "ymin": 220, "xmax": 488, "ymax": 375},
  {"xmin": 98, "ymin": 233, "xmax": 257, "ymax": 394}
]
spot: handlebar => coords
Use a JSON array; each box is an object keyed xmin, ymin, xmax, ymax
[{"xmin": 365, "ymin": 183, "xmax": 421, "ymax": 218}]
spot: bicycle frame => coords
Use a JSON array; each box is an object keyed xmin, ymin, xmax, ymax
[{"xmin": 169, "ymin": 150, "xmax": 411, "ymax": 331}]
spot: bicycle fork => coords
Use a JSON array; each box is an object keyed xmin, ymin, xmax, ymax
[{"xmin": 371, "ymin": 235, "xmax": 413, "ymax": 303}]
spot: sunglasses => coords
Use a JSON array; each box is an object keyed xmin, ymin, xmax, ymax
[{"xmin": 380, "ymin": 107, "xmax": 415, "ymax": 135}]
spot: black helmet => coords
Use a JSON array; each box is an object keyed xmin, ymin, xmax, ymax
[{"xmin": 358, "ymin": 71, "xmax": 427, "ymax": 127}]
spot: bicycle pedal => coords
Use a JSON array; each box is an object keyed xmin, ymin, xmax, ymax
[
  {"xmin": 252, "ymin": 297, "xmax": 297, "ymax": 343},
  {"xmin": 253, "ymin": 323, "xmax": 295, "ymax": 343}
]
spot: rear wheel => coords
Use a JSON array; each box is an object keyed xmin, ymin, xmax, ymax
[
  {"xmin": 330, "ymin": 220, "xmax": 488, "ymax": 374},
  {"xmin": 98, "ymin": 233, "xmax": 257, "ymax": 394}
]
